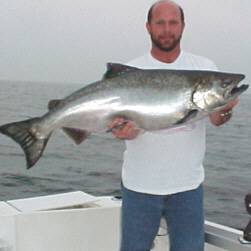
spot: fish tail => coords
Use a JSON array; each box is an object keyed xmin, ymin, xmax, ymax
[{"xmin": 0, "ymin": 118, "xmax": 51, "ymax": 169}]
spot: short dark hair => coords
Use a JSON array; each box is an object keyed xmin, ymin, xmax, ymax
[{"xmin": 147, "ymin": 1, "xmax": 185, "ymax": 24}]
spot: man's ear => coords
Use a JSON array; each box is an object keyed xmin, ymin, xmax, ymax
[
  {"xmin": 146, "ymin": 22, "xmax": 151, "ymax": 34},
  {"xmin": 181, "ymin": 22, "xmax": 185, "ymax": 32}
]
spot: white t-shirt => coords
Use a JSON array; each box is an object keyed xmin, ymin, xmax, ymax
[{"xmin": 122, "ymin": 51, "xmax": 217, "ymax": 195}]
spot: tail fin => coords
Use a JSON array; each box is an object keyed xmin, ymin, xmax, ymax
[{"xmin": 0, "ymin": 118, "xmax": 50, "ymax": 169}]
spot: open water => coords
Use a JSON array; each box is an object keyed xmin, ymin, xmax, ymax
[{"xmin": 0, "ymin": 80, "xmax": 250, "ymax": 229}]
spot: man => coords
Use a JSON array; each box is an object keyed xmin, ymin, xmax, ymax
[{"xmin": 109, "ymin": 1, "xmax": 238, "ymax": 250}]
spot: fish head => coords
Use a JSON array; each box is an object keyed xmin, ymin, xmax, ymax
[{"xmin": 192, "ymin": 71, "xmax": 248, "ymax": 112}]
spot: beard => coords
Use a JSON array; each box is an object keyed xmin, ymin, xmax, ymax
[{"xmin": 150, "ymin": 33, "xmax": 182, "ymax": 52}]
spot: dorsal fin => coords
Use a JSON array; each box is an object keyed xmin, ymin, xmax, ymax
[{"xmin": 103, "ymin": 63, "xmax": 140, "ymax": 79}]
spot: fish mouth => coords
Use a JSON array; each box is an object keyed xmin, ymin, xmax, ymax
[
  {"xmin": 230, "ymin": 84, "xmax": 249, "ymax": 96},
  {"xmin": 225, "ymin": 72, "xmax": 248, "ymax": 98}
]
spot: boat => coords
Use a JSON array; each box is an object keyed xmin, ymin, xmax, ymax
[{"xmin": 0, "ymin": 190, "xmax": 251, "ymax": 251}]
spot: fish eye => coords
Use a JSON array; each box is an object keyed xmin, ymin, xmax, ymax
[{"xmin": 221, "ymin": 79, "xmax": 232, "ymax": 88}]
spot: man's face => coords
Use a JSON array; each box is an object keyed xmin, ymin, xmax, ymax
[{"xmin": 146, "ymin": 3, "xmax": 185, "ymax": 52}]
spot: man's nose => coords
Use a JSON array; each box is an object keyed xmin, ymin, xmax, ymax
[{"xmin": 161, "ymin": 22, "xmax": 172, "ymax": 32}]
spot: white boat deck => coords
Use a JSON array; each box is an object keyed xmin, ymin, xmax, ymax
[{"xmin": 0, "ymin": 191, "xmax": 250, "ymax": 251}]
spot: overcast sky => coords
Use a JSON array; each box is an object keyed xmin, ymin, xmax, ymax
[{"xmin": 0, "ymin": 0, "xmax": 250, "ymax": 92}]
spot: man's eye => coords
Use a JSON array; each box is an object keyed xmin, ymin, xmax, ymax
[
  {"xmin": 155, "ymin": 20, "xmax": 165, "ymax": 25},
  {"xmin": 169, "ymin": 20, "xmax": 179, "ymax": 25}
]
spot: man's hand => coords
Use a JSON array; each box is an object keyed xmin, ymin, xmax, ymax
[
  {"xmin": 108, "ymin": 117, "xmax": 141, "ymax": 140},
  {"xmin": 209, "ymin": 98, "xmax": 239, "ymax": 126}
]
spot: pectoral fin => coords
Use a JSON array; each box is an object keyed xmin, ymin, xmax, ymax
[{"xmin": 177, "ymin": 110, "xmax": 198, "ymax": 124}]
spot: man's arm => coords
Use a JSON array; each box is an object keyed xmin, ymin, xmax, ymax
[
  {"xmin": 209, "ymin": 98, "xmax": 239, "ymax": 126},
  {"xmin": 109, "ymin": 98, "xmax": 239, "ymax": 138}
]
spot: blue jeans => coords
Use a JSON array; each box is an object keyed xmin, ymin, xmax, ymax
[{"xmin": 120, "ymin": 184, "xmax": 204, "ymax": 251}]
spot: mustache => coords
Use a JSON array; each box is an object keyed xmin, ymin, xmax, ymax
[{"xmin": 158, "ymin": 33, "xmax": 176, "ymax": 39}]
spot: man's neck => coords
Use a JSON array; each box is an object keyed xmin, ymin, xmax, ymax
[{"xmin": 150, "ymin": 46, "xmax": 181, "ymax": 63}]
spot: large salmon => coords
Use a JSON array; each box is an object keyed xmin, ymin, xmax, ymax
[{"xmin": 0, "ymin": 63, "xmax": 248, "ymax": 169}]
